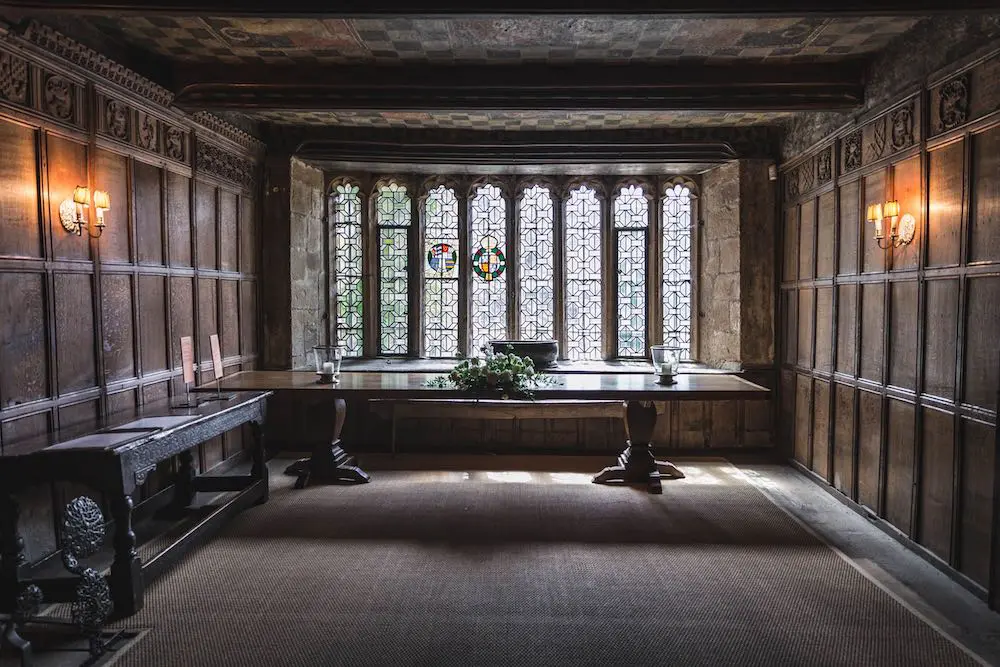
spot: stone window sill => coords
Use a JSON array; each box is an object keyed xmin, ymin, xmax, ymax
[{"xmin": 336, "ymin": 358, "xmax": 731, "ymax": 375}]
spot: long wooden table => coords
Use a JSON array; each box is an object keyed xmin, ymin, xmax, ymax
[{"xmin": 204, "ymin": 371, "xmax": 769, "ymax": 494}]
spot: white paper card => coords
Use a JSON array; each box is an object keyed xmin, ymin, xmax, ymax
[
  {"xmin": 210, "ymin": 334, "xmax": 224, "ymax": 380},
  {"xmin": 47, "ymin": 431, "xmax": 148, "ymax": 451},
  {"xmin": 107, "ymin": 416, "xmax": 200, "ymax": 431},
  {"xmin": 180, "ymin": 336, "xmax": 195, "ymax": 385}
]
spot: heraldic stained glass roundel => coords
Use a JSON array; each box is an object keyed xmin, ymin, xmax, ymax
[
  {"xmin": 427, "ymin": 242, "xmax": 458, "ymax": 274},
  {"xmin": 473, "ymin": 236, "xmax": 506, "ymax": 281}
]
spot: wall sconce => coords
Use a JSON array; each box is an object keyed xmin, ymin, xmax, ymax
[
  {"xmin": 865, "ymin": 199, "xmax": 915, "ymax": 249},
  {"xmin": 59, "ymin": 186, "xmax": 110, "ymax": 238}
]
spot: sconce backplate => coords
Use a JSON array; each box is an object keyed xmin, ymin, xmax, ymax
[
  {"xmin": 59, "ymin": 199, "xmax": 83, "ymax": 235},
  {"xmin": 897, "ymin": 213, "xmax": 916, "ymax": 245}
]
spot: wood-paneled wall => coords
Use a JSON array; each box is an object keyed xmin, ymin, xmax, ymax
[
  {"xmin": 0, "ymin": 32, "xmax": 262, "ymax": 560},
  {"xmin": 780, "ymin": 47, "xmax": 1000, "ymax": 599}
]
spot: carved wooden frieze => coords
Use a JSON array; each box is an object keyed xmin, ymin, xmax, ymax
[
  {"xmin": 136, "ymin": 111, "xmax": 158, "ymax": 152},
  {"xmin": 843, "ymin": 130, "xmax": 862, "ymax": 174},
  {"xmin": 196, "ymin": 140, "xmax": 256, "ymax": 190},
  {"xmin": 0, "ymin": 50, "xmax": 29, "ymax": 106},
  {"xmin": 889, "ymin": 101, "xmax": 915, "ymax": 151},
  {"xmin": 936, "ymin": 74, "xmax": 970, "ymax": 134},
  {"xmin": 784, "ymin": 169, "xmax": 799, "ymax": 202},
  {"xmin": 799, "ymin": 157, "xmax": 816, "ymax": 192},
  {"xmin": 816, "ymin": 147, "xmax": 832, "ymax": 185},
  {"xmin": 191, "ymin": 111, "xmax": 265, "ymax": 155},
  {"xmin": 869, "ymin": 117, "xmax": 887, "ymax": 161},
  {"xmin": 42, "ymin": 73, "xmax": 74, "ymax": 122},
  {"xmin": 104, "ymin": 98, "xmax": 131, "ymax": 142},
  {"xmin": 163, "ymin": 124, "xmax": 188, "ymax": 163},
  {"xmin": 784, "ymin": 143, "xmax": 833, "ymax": 201}
]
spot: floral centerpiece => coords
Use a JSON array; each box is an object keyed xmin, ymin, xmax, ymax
[{"xmin": 426, "ymin": 346, "xmax": 558, "ymax": 399}]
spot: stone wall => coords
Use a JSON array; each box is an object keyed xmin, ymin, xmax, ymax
[
  {"xmin": 738, "ymin": 159, "xmax": 776, "ymax": 368},
  {"xmin": 289, "ymin": 157, "xmax": 326, "ymax": 370},
  {"xmin": 782, "ymin": 14, "xmax": 1000, "ymax": 159},
  {"xmin": 699, "ymin": 161, "xmax": 742, "ymax": 368}
]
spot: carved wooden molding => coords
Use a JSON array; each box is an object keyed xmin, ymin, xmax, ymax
[
  {"xmin": 936, "ymin": 74, "xmax": 970, "ymax": 133},
  {"xmin": 191, "ymin": 111, "xmax": 265, "ymax": 155},
  {"xmin": 783, "ymin": 144, "xmax": 832, "ymax": 201},
  {"xmin": 842, "ymin": 130, "xmax": 863, "ymax": 174},
  {"xmin": 17, "ymin": 20, "xmax": 173, "ymax": 108},
  {"xmin": 889, "ymin": 101, "xmax": 915, "ymax": 151},
  {"xmin": 196, "ymin": 139, "xmax": 257, "ymax": 190},
  {"xmin": 0, "ymin": 49, "xmax": 29, "ymax": 105},
  {"xmin": 42, "ymin": 72, "xmax": 74, "ymax": 121}
]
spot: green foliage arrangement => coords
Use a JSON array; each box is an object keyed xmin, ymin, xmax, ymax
[{"xmin": 426, "ymin": 347, "xmax": 558, "ymax": 399}]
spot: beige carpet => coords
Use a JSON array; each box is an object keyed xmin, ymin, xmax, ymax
[{"xmin": 108, "ymin": 460, "xmax": 979, "ymax": 667}]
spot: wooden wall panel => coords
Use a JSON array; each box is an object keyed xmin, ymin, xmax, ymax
[
  {"xmin": 783, "ymin": 207, "xmax": 798, "ymax": 281},
  {"xmin": 95, "ymin": 148, "xmax": 130, "ymax": 264},
  {"xmin": 816, "ymin": 192, "xmax": 835, "ymax": 278},
  {"xmin": 923, "ymin": 279, "xmax": 959, "ymax": 400},
  {"xmin": 890, "ymin": 156, "xmax": 921, "ymax": 271},
  {"xmin": 0, "ymin": 273, "xmax": 47, "ymax": 406},
  {"xmin": 857, "ymin": 390, "xmax": 882, "ymax": 512},
  {"xmin": 220, "ymin": 190, "xmax": 238, "ymax": 272},
  {"xmin": 838, "ymin": 181, "xmax": 859, "ymax": 275},
  {"xmin": 889, "ymin": 281, "xmax": 918, "ymax": 390},
  {"xmin": 919, "ymin": 406, "xmax": 954, "ymax": 562},
  {"xmin": 927, "ymin": 140, "xmax": 964, "ymax": 268},
  {"xmin": 134, "ymin": 160, "xmax": 163, "ymax": 266},
  {"xmin": 794, "ymin": 374, "xmax": 812, "ymax": 465},
  {"xmin": 198, "ymin": 278, "xmax": 218, "ymax": 364},
  {"xmin": 220, "ymin": 280, "xmax": 239, "ymax": 359},
  {"xmin": 860, "ymin": 282, "xmax": 884, "ymax": 383},
  {"xmin": 836, "ymin": 284, "xmax": 857, "ymax": 375},
  {"xmin": 963, "ymin": 276, "xmax": 1000, "ymax": 410},
  {"xmin": 959, "ymin": 418, "xmax": 994, "ymax": 587},
  {"xmin": 170, "ymin": 277, "xmax": 194, "ymax": 372},
  {"xmin": 799, "ymin": 199, "xmax": 815, "ymax": 280},
  {"xmin": 196, "ymin": 182, "xmax": 217, "ymax": 270},
  {"xmin": 814, "ymin": 287, "xmax": 832, "ymax": 373},
  {"xmin": 861, "ymin": 170, "xmax": 885, "ymax": 273},
  {"xmin": 811, "ymin": 379, "xmax": 830, "ymax": 481},
  {"xmin": 780, "ymin": 370, "xmax": 795, "ymax": 456},
  {"xmin": 241, "ymin": 198, "xmax": 256, "ymax": 274},
  {"xmin": 783, "ymin": 289, "xmax": 797, "ymax": 366},
  {"xmin": 54, "ymin": 273, "xmax": 95, "ymax": 393},
  {"xmin": 242, "ymin": 283, "xmax": 257, "ymax": 357},
  {"xmin": 59, "ymin": 399, "xmax": 98, "ymax": 430},
  {"xmin": 46, "ymin": 134, "xmax": 90, "ymax": 262},
  {"xmin": 885, "ymin": 399, "xmax": 915, "ymax": 535},
  {"xmin": 101, "ymin": 273, "xmax": 135, "ymax": 382},
  {"xmin": 166, "ymin": 170, "xmax": 191, "ymax": 267},
  {"xmin": 138, "ymin": 275, "xmax": 168, "ymax": 374},
  {"xmin": 969, "ymin": 126, "xmax": 1000, "ymax": 264},
  {"xmin": 0, "ymin": 120, "xmax": 41, "ymax": 258},
  {"xmin": 797, "ymin": 288, "xmax": 813, "ymax": 368},
  {"xmin": 833, "ymin": 383, "xmax": 855, "ymax": 496}
]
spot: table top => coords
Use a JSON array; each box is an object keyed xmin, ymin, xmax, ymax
[
  {"xmin": 0, "ymin": 390, "xmax": 272, "ymax": 458},
  {"xmin": 202, "ymin": 371, "xmax": 770, "ymax": 402}
]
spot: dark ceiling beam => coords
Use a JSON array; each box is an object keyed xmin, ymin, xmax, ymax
[
  {"xmin": 1, "ymin": 0, "xmax": 997, "ymax": 16},
  {"xmin": 173, "ymin": 62, "xmax": 865, "ymax": 113}
]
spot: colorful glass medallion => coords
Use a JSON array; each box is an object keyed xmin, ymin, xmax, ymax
[
  {"xmin": 472, "ymin": 246, "xmax": 506, "ymax": 282},
  {"xmin": 427, "ymin": 242, "xmax": 458, "ymax": 274}
]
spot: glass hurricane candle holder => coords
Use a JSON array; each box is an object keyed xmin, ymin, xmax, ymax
[
  {"xmin": 313, "ymin": 345, "xmax": 344, "ymax": 385},
  {"xmin": 650, "ymin": 345, "xmax": 679, "ymax": 385}
]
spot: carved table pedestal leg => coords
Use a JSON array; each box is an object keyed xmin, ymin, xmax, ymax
[
  {"xmin": 284, "ymin": 398, "xmax": 370, "ymax": 489},
  {"xmin": 109, "ymin": 494, "xmax": 142, "ymax": 618},
  {"xmin": 0, "ymin": 493, "xmax": 33, "ymax": 666},
  {"xmin": 250, "ymin": 420, "xmax": 269, "ymax": 504},
  {"xmin": 592, "ymin": 400, "xmax": 685, "ymax": 494}
]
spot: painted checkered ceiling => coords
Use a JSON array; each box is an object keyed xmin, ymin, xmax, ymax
[
  {"xmin": 243, "ymin": 110, "xmax": 796, "ymax": 129},
  {"xmin": 77, "ymin": 15, "xmax": 923, "ymax": 65}
]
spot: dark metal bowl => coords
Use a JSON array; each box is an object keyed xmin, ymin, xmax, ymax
[{"xmin": 489, "ymin": 340, "xmax": 559, "ymax": 369}]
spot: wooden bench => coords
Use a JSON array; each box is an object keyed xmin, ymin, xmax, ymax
[{"xmin": 369, "ymin": 399, "xmax": 624, "ymax": 453}]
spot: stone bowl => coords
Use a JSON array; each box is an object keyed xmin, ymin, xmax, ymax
[{"xmin": 489, "ymin": 340, "xmax": 559, "ymax": 369}]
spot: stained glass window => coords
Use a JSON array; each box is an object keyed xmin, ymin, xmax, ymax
[
  {"xmin": 376, "ymin": 182, "xmax": 410, "ymax": 355},
  {"xmin": 565, "ymin": 185, "xmax": 603, "ymax": 361},
  {"xmin": 331, "ymin": 182, "xmax": 363, "ymax": 357},
  {"xmin": 470, "ymin": 183, "xmax": 508, "ymax": 354},
  {"xmin": 663, "ymin": 184, "xmax": 693, "ymax": 359},
  {"xmin": 423, "ymin": 185, "xmax": 460, "ymax": 357},
  {"xmin": 518, "ymin": 185, "xmax": 554, "ymax": 341},
  {"xmin": 614, "ymin": 184, "xmax": 648, "ymax": 357}
]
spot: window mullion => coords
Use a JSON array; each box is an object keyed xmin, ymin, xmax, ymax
[{"xmin": 553, "ymin": 188, "xmax": 566, "ymax": 358}]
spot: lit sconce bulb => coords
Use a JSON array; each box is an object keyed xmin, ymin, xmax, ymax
[
  {"xmin": 866, "ymin": 202, "xmax": 884, "ymax": 240},
  {"xmin": 92, "ymin": 190, "xmax": 111, "ymax": 229}
]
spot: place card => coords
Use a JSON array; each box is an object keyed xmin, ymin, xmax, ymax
[
  {"xmin": 210, "ymin": 334, "xmax": 224, "ymax": 380},
  {"xmin": 180, "ymin": 335, "xmax": 195, "ymax": 386}
]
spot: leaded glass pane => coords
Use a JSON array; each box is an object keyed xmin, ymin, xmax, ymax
[
  {"xmin": 423, "ymin": 185, "xmax": 460, "ymax": 357},
  {"xmin": 332, "ymin": 183, "xmax": 363, "ymax": 357},
  {"xmin": 377, "ymin": 183, "xmax": 411, "ymax": 354},
  {"xmin": 663, "ymin": 184, "xmax": 693, "ymax": 360},
  {"xmin": 565, "ymin": 185, "xmax": 603, "ymax": 361},
  {"xmin": 518, "ymin": 185, "xmax": 554, "ymax": 341},
  {"xmin": 614, "ymin": 185, "xmax": 648, "ymax": 356},
  {"xmin": 470, "ymin": 183, "xmax": 508, "ymax": 354}
]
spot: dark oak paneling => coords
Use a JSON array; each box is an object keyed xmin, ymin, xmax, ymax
[
  {"xmin": 861, "ymin": 170, "xmax": 885, "ymax": 274},
  {"xmin": 969, "ymin": 126, "xmax": 1000, "ymax": 264},
  {"xmin": 923, "ymin": 279, "xmax": 959, "ymax": 401},
  {"xmin": 838, "ymin": 181, "xmax": 859, "ymax": 275},
  {"xmin": 220, "ymin": 190, "xmax": 238, "ymax": 272},
  {"xmin": 783, "ymin": 206, "xmax": 798, "ymax": 282},
  {"xmin": 794, "ymin": 374, "xmax": 812, "ymax": 465},
  {"xmin": 799, "ymin": 199, "xmax": 815, "ymax": 280},
  {"xmin": 884, "ymin": 399, "xmax": 915, "ymax": 536},
  {"xmin": 927, "ymin": 140, "xmax": 964, "ymax": 268},
  {"xmin": 959, "ymin": 418, "xmax": 995, "ymax": 588},
  {"xmin": 0, "ymin": 120, "xmax": 41, "ymax": 259},
  {"xmin": 860, "ymin": 282, "xmax": 884, "ymax": 383},
  {"xmin": 46, "ymin": 134, "xmax": 89, "ymax": 262},
  {"xmin": 170, "ymin": 277, "xmax": 194, "ymax": 372},
  {"xmin": 101, "ymin": 273, "xmax": 135, "ymax": 381},
  {"xmin": 836, "ymin": 284, "xmax": 857, "ymax": 375},
  {"xmin": 198, "ymin": 278, "xmax": 218, "ymax": 365},
  {"xmin": 814, "ymin": 287, "xmax": 832, "ymax": 373},
  {"xmin": 241, "ymin": 198, "xmax": 256, "ymax": 274},
  {"xmin": 816, "ymin": 191, "xmax": 835, "ymax": 279},
  {"xmin": 220, "ymin": 279, "xmax": 239, "ymax": 358},
  {"xmin": 0, "ymin": 273, "xmax": 48, "ymax": 407},
  {"xmin": 857, "ymin": 390, "xmax": 882, "ymax": 512},
  {"xmin": 963, "ymin": 276, "xmax": 1000, "ymax": 410},
  {"xmin": 134, "ymin": 160, "xmax": 164, "ymax": 266},
  {"xmin": 811, "ymin": 379, "xmax": 830, "ymax": 481},
  {"xmin": 95, "ymin": 148, "xmax": 130, "ymax": 264},
  {"xmin": 797, "ymin": 288, "xmax": 814, "ymax": 369},
  {"xmin": 196, "ymin": 181, "xmax": 217, "ymax": 270},
  {"xmin": 53, "ymin": 273, "xmax": 95, "ymax": 393},
  {"xmin": 919, "ymin": 406, "xmax": 954, "ymax": 562},
  {"xmin": 890, "ymin": 156, "xmax": 921, "ymax": 272},
  {"xmin": 833, "ymin": 383, "xmax": 855, "ymax": 497},
  {"xmin": 889, "ymin": 281, "xmax": 918, "ymax": 390},
  {"xmin": 138, "ymin": 275, "xmax": 168, "ymax": 374},
  {"xmin": 166, "ymin": 170, "xmax": 192, "ymax": 267}
]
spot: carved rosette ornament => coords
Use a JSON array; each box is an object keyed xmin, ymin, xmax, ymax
[
  {"xmin": 164, "ymin": 125, "xmax": 186, "ymax": 162},
  {"xmin": 937, "ymin": 75, "xmax": 969, "ymax": 133},
  {"xmin": 843, "ymin": 130, "xmax": 862, "ymax": 172},
  {"xmin": 43, "ymin": 74, "xmax": 73, "ymax": 120},
  {"xmin": 0, "ymin": 51, "xmax": 29, "ymax": 104},
  {"xmin": 105, "ymin": 99, "xmax": 130, "ymax": 141},
  {"xmin": 890, "ymin": 102, "xmax": 915, "ymax": 151},
  {"xmin": 137, "ymin": 113, "xmax": 158, "ymax": 151},
  {"xmin": 817, "ymin": 147, "xmax": 832, "ymax": 184}
]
